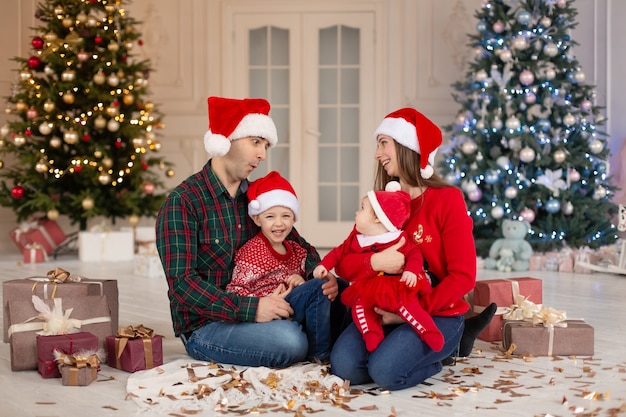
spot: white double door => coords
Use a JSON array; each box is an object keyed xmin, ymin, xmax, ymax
[{"xmin": 224, "ymin": 6, "xmax": 381, "ymax": 248}]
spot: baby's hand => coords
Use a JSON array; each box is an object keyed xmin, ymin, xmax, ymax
[
  {"xmin": 313, "ymin": 265, "xmax": 328, "ymax": 279},
  {"xmin": 400, "ymin": 271, "xmax": 417, "ymax": 287}
]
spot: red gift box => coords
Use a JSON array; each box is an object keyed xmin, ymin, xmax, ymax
[
  {"xmin": 9, "ymin": 219, "xmax": 66, "ymax": 255},
  {"xmin": 37, "ymin": 332, "xmax": 98, "ymax": 378},
  {"xmin": 106, "ymin": 325, "xmax": 163, "ymax": 372},
  {"xmin": 23, "ymin": 243, "xmax": 48, "ymax": 264},
  {"xmin": 3, "ymin": 270, "xmax": 118, "ymax": 343},
  {"xmin": 473, "ymin": 277, "xmax": 543, "ymax": 341}
]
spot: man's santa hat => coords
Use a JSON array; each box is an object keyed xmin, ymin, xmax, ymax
[
  {"xmin": 373, "ymin": 108, "xmax": 442, "ymax": 179},
  {"xmin": 247, "ymin": 171, "xmax": 299, "ymax": 220},
  {"xmin": 366, "ymin": 181, "xmax": 411, "ymax": 233},
  {"xmin": 204, "ymin": 96, "xmax": 278, "ymax": 156}
]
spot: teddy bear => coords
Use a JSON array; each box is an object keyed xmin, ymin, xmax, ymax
[{"xmin": 484, "ymin": 219, "xmax": 533, "ymax": 272}]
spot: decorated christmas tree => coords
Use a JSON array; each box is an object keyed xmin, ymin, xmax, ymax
[
  {"xmin": 440, "ymin": 0, "xmax": 618, "ymax": 255},
  {"xmin": 0, "ymin": 0, "xmax": 174, "ymax": 230}
]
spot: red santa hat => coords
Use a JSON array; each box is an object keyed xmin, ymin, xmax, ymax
[
  {"xmin": 203, "ymin": 96, "xmax": 278, "ymax": 156},
  {"xmin": 247, "ymin": 171, "xmax": 299, "ymax": 220},
  {"xmin": 373, "ymin": 108, "xmax": 442, "ymax": 179},
  {"xmin": 366, "ymin": 181, "xmax": 411, "ymax": 233}
]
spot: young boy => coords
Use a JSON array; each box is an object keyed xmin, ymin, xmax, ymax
[
  {"xmin": 313, "ymin": 182, "xmax": 443, "ymax": 352},
  {"xmin": 227, "ymin": 171, "xmax": 331, "ymax": 362}
]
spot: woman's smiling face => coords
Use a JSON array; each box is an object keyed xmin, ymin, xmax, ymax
[{"xmin": 375, "ymin": 134, "xmax": 399, "ymax": 177}]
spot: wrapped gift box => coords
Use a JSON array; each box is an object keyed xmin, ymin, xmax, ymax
[
  {"xmin": 59, "ymin": 353, "xmax": 100, "ymax": 386},
  {"xmin": 133, "ymin": 254, "xmax": 164, "ymax": 279},
  {"xmin": 23, "ymin": 244, "xmax": 48, "ymax": 264},
  {"xmin": 7, "ymin": 295, "xmax": 112, "ymax": 371},
  {"xmin": 3, "ymin": 274, "xmax": 118, "ymax": 343},
  {"xmin": 105, "ymin": 325, "xmax": 163, "ymax": 372},
  {"xmin": 37, "ymin": 332, "xmax": 98, "ymax": 378},
  {"xmin": 473, "ymin": 277, "xmax": 543, "ymax": 341},
  {"xmin": 502, "ymin": 319, "xmax": 594, "ymax": 356},
  {"xmin": 9, "ymin": 219, "xmax": 66, "ymax": 255},
  {"xmin": 78, "ymin": 230, "xmax": 134, "ymax": 262}
]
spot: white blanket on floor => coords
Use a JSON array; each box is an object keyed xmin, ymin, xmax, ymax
[{"xmin": 126, "ymin": 358, "xmax": 345, "ymax": 415}]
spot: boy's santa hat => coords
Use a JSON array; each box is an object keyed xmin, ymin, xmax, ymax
[
  {"xmin": 373, "ymin": 108, "xmax": 442, "ymax": 179},
  {"xmin": 204, "ymin": 96, "xmax": 278, "ymax": 156},
  {"xmin": 367, "ymin": 181, "xmax": 411, "ymax": 233},
  {"xmin": 248, "ymin": 171, "xmax": 299, "ymax": 220}
]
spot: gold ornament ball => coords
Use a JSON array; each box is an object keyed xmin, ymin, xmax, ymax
[
  {"xmin": 93, "ymin": 72, "xmax": 106, "ymax": 85},
  {"xmin": 1, "ymin": 124, "xmax": 10, "ymax": 137},
  {"xmin": 0, "ymin": 160, "xmax": 4, "ymax": 169},
  {"xmin": 62, "ymin": 17, "xmax": 73, "ymax": 28},
  {"xmin": 43, "ymin": 100, "xmax": 56, "ymax": 113},
  {"xmin": 82, "ymin": 197, "xmax": 95, "ymax": 210},
  {"xmin": 108, "ymin": 42, "xmax": 119, "ymax": 52},
  {"xmin": 16, "ymin": 100, "xmax": 28, "ymax": 112},
  {"xmin": 63, "ymin": 91, "xmax": 75, "ymax": 105},
  {"xmin": 39, "ymin": 122, "xmax": 53, "ymax": 135},
  {"xmin": 102, "ymin": 157, "xmax": 113, "ymax": 168},
  {"xmin": 35, "ymin": 160, "xmax": 48, "ymax": 173},
  {"xmin": 123, "ymin": 94, "xmax": 134, "ymax": 105},
  {"xmin": 553, "ymin": 149, "xmax": 567, "ymax": 163},
  {"xmin": 64, "ymin": 130, "xmax": 79, "ymax": 144},
  {"xmin": 166, "ymin": 168, "xmax": 175, "ymax": 178},
  {"xmin": 14, "ymin": 134, "xmax": 26, "ymax": 147},
  {"xmin": 98, "ymin": 173, "xmax": 111, "ymax": 185},
  {"xmin": 61, "ymin": 69, "xmax": 76, "ymax": 82},
  {"xmin": 50, "ymin": 136, "xmax": 62, "ymax": 148},
  {"xmin": 589, "ymin": 139, "xmax": 604, "ymax": 154},
  {"xmin": 47, "ymin": 208, "xmax": 60, "ymax": 221},
  {"xmin": 128, "ymin": 214, "xmax": 140, "ymax": 226},
  {"xmin": 107, "ymin": 119, "xmax": 120, "ymax": 132},
  {"xmin": 94, "ymin": 115, "xmax": 107, "ymax": 129}
]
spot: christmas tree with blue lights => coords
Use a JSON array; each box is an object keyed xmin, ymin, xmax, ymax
[{"xmin": 440, "ymin": 0, "xmax": 618, "ymax": 255}]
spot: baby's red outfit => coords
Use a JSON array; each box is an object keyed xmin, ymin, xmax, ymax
[{"xmin": 320, "ymin": 227, "xmax": 444, "ymax": 352}]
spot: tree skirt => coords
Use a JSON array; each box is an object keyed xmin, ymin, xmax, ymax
[{"xmin": 126, "ymin": 358, "xmax": 347, "ymax": 415}]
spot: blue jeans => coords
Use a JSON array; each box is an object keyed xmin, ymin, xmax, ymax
[
  {"xmin": 183, "ymin": 279, "xmax": 330, "ymax": 368},
  {"xmin": 330, "ymin": 314, "xmax": 464, "ymax": 390}
]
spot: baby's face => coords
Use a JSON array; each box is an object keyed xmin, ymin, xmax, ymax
[{"xmin": 355, "ymin": 197, "xmax": 379, "ymax": 235}]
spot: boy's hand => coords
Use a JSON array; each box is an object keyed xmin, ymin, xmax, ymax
[{"xmin": 285, "ymin": 274, "xmax": 305, "ymax": 288}]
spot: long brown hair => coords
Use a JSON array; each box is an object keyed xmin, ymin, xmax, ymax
[{"xmin": 373, "ymin": 139, "xmax": 450, "ymax": 192}]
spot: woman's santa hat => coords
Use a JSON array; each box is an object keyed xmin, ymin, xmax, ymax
[
  {"xmin": 204, "ymin": 96, "xmax": 278, "ymax": 156},
  {"xmin": 247, "ymin": 171, "xmax": 299, "ymax": 220},
  {"xmin": 366, "ymin": 181, "xmax": 411, "ymax": 233},
  {"xmin": 373, "ymin": 108, "xmax": 442, "ymax": 179}
]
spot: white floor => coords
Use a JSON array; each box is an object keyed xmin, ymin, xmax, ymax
[{"xmin": 1, "ymin": 254, "xmax": 624, "ymax": 417}]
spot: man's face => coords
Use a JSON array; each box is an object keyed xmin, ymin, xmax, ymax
[{"xmin": 224, "ymin": 136, "xmax": 270, "ymax": 181}]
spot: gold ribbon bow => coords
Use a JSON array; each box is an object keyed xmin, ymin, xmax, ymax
[
  {"xmin": 41, "ymin": 32, "xmax": 83, "ymax": 58},
  {"xmin": 114, "ymin": 324, "xmax": 156, "ymax": 369},
  {"xmin": 46, "ymin": 267, "xmax": 71, "ymax": 283},
  {"xmin": 57, "ymin": 353, "xmax": 100, "ymax": 386}
]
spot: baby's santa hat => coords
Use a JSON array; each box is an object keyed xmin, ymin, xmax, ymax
[
  {"xmin": 366, "ymin": 181, "xmax": 411, "ymax": 233},
  {"xmin": 374, "ymin": 108, "xmax": 442, "ymax": 179},
  {"xmin": 204, "ymin": 96, "xmax": 278, "ymax": 156},
  {"xmin": 247, "ymin": 171, "xmax": 299, "ymax": 220}
]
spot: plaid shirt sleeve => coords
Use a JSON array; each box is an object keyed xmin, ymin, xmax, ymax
[{"xmin": 156, "ymin": 164, "xmax": 259, "ymax": 336}]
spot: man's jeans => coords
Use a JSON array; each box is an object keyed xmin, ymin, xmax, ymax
[{"xmin": 182, "ymin": 278, "xmax": 331, "ymax": 367}]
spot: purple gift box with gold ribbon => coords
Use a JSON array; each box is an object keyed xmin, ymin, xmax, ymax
[
  {"xmin": 105, "ymin": 324, "xmax": 163, "ymax": 372},
  {"xmin": 37, "ymin": 332, "xmax": 98, "ymax": 378},
  {"xmin": 57, "ymin": 352, "xmax": 100, "ymax": 386}
]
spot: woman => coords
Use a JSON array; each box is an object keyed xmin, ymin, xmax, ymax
[{"xmin": 329, "ymin": 107, "xmax": 495, "ymax": 390}]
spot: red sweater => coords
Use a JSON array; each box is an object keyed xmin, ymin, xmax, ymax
[
  {"xmin": 227, "ymin": 233, "xmax": 307, "ymax": 297},
  {"xmin": 335, "ymin": 186, "xmax": 475, "ymax": 316}
]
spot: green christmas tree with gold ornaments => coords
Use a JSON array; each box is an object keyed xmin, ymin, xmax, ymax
[
  {"xmin": 440, "ymin": 0, "xmax": 618, "ymax": 255},
  {"xmin": 0, "ymin": 0, "xmax": 174, "ymax": 231}
]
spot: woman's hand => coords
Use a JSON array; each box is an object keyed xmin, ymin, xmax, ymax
[
  {"xmin": 371, "ymin": 236, "xmax": 406, "ymax": 274},
  {"xmin": 374, "ymin": 307, "xmax": 404, "ymax": 325}
]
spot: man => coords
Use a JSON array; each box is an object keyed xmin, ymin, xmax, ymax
[{"xmin": 156, "ymin": 96, "xmax": 338, "ymax": 367}]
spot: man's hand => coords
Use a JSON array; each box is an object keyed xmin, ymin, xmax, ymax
[
  {"xmin": 320, "ymin": 271, "xmax": 339, "ymax": 301},
  {"xmin": 255, "ymin": 285, "xmax": 294, "ymax": 322},
  {"xmin": 371, "ymin": 236, "xmax": 406, "ymax": 274}
]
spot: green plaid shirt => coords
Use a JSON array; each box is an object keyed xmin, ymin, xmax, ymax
[{"xmin": 156, "ymin": 160, "xmax": 320, "ymax": 336}]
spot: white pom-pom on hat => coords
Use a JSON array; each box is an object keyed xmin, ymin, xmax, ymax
[{"xmin": 385, "ymin": 181, "xmax": 402, "ymax": 192}]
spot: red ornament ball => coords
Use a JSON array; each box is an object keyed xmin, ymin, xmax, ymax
[
  {"xmin": 32, "ymin": 36, "xmax": 45, "ymax": 50},
  {"xmin": 138, "ymin": 40, "xmax": 144, "ymax": 46},
  {"xmin": 11, "ymin": 185, "xmax": 25, "ymax": 199},
  {"xmin": 95, "ymin": 36, "xmax": 103, "ymax": 44},
  {"xmin": 82, "ymin": 133, "xmax": 90, "ymax": 142},
  {"xmin": 74, "ymin": 165, "xmax": 82, "ymax": 173},
  {"xmin": 28, "ymin": 56, "xmax": 41, "ymax": 70},
  {"xmin": 142, "ymin": 162, "xmax": 148, "ymax": 170},
  {"xmin": 114, "ymin": 139, "xmax": 123, "ymax": 148}
]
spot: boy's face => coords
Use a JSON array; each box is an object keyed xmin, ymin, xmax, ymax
[
  {"xmin": 355, "ymin": 197, "xmax": 382, "ymax": 235},
  {"xmin": 252, "ymin": 205, "xmax": 296, "ymax": 247}
]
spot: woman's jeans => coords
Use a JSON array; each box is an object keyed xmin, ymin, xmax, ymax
[
  {"xmin": 182, "ymin": 278, "xmax": 331, "ymax": 368},
  {"xmin": 330, "ymin": 314, "xmax": 464, "ymax": 390}
]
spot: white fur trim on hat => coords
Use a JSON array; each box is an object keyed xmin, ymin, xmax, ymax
[
  {"xmin": 230, "ymin": 113, "xmax": 278, "ymax": 145},
  {"xmin": 367, "ymin": 190, "xmax": 397, "ymax": 233},
  {"xmin": 248, "ymin": 189, "xmax": 299, "ymax": 221},
  {"xmin": 374, "ymin": 117, "xmax": 418, "ymax": 153}
]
